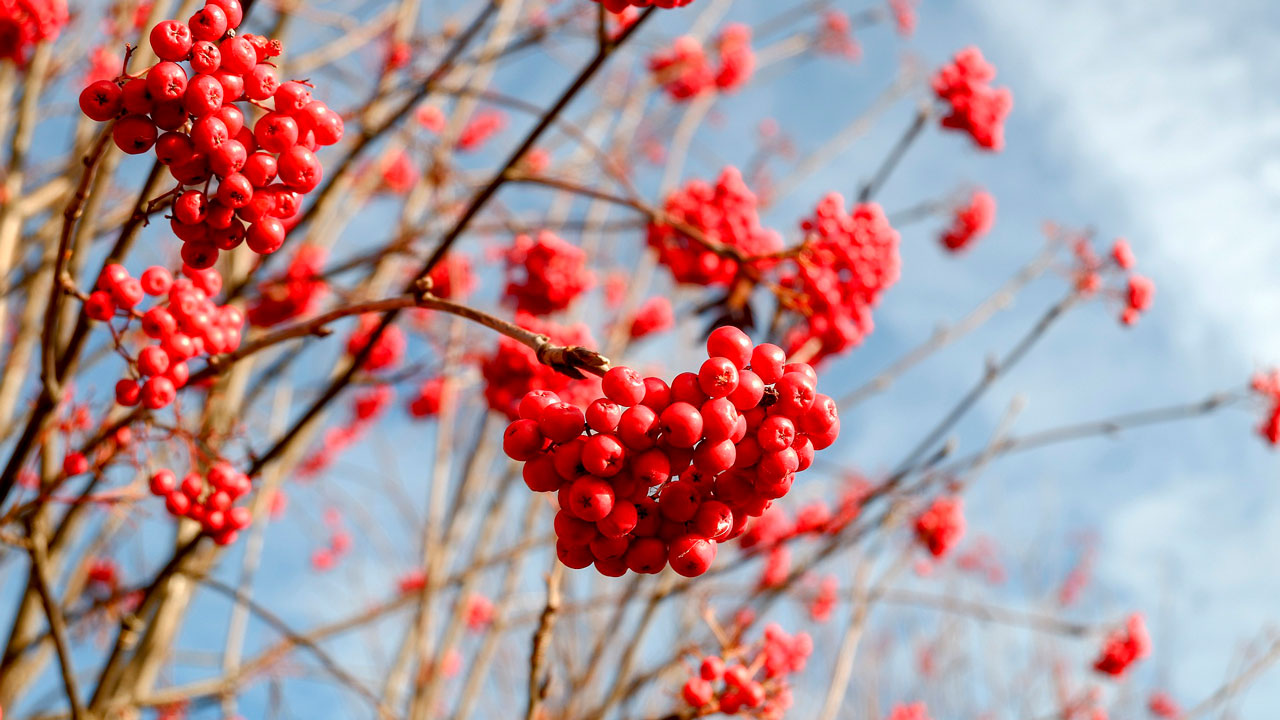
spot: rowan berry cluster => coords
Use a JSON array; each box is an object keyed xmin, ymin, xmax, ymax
[
  {"xmin": 146, "ymin": 461, "xmax": 254, "ymax": 545},
  {"xmin": 0, "ymin": 0, "xmax": 67, "ymax": 64},
  {"xmin": 503, "ymin": 231, "xmax": 593, "ymax": 315},
  {"xmin": 886, "ymin": 702, "xmax": 931, "ymax": 720},
  {"xmin": 590, "ymin": 0, "xmax": 695, "ymax": 14},
  {"xmin": 246, "ymin": 244, "xmax": 327, "ymax": 327},
  {"xmin": 77, "ymin": 0, "xmax": 343, "ymax": 266},
  {"xmin": 931, "ymin": 46, "xmax": 1013, "ymax": 151},
  {"xmin": 648, "ymin": 24, "xmax": 755, "ymax": 101},
  {"xmin": 481, "ymin": 312, "xmax": 601, "ymax": 418},
  {"xmin": 86, "ymin": 264, "xmax": 242, "ymax": 410},
  {"xmin": 681, "ymin": 624, "xmax": 812, "ymax": 717},
  {"xmin": 407, "ymin": 377, "xmax": 448, "ymax": 419},
  {"xmin": 647, "ymin": 167, "xmax": 781, "ymax": 286},
  {"xmin": 939, "ymin": 189, "xmax": 996, "ymax": 252},
  {"xmin": 629, "ymin": 296, "xmax": 675, "ymax": 339},
  {"xmin": 1249, "ymin": 369, "xmax": 1280, "ymax": 445},
  {"xmin": 780, "ymin": 193, "xmax": 901, "ymax": 362},
  {"xmin": 1092, "ymin": 613, "xmax": 1150, "ymax": 677},
  {"xmin": 345, "ymin": 314, "xmax": 406, "ymax": 372},
  {"xmin": 1072, "ymin": 237, "xmax": 1154, "ymax": 326},
  {"xmin": 913, "ymin": 496, "xmax": 965, "ymax": 558},
  {"xmin": 502, "ymin": 326, "xmax": 840, "ymax": 577}
]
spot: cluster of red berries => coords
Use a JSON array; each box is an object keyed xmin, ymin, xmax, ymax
[
  {"xmin": 147, "ymin": 461, "xmax": 254, "ymax": 545},
  {"xmin": 629, "ymin": 296, "xmax": 675, "ymax": 339},
  {"xmin": 781, "ymin": 193, "xmax": 900, "ymax": 362},
  {"xmin": 914, "ymin": 495, "xmax": 965, "ymax": 558},
  {"xmin": 648, "ymin": 167, "xmax": 781, "ymax": 286},
  {"xmin": 931, "ymin": 46, "xmax": 1012, "ymax": 152},
  {"xmin": 681, "ymin": 624, "xmax": 812, "ymax": 717},
  {"xmin": 940, "ymin": 189, "xmax": 996, "ymax": 252},
  {"xmin": 86, "ymin": 263, "xmax": 242, "ymax": 410},
  {"xmin": 1092, "ymin": 613, "xmax": 1150, "ymax": 677},
  {"xmin": 481, "ymin": 312, "xmax": 601, "ymax": 418},
  {"xmin": 503, "ymin": 231, "xmax": 593, "ymax": 315},
  {"xmin": 501, "ymin": 326, "xmax": 840, "ymax": 577},
  {"xmin": 590, "ymin": 0, "xmax": 695, "ymax": 13},
  {"xmin": 886, "ymin": 702, "xmax": 931, "ymax": 720},
  {"xmin": 456, "ymin": 109, "xmax": 506, "ymax": 152},
  {"xmin": 311, "ymin": 509, "xmax": 353, "ymax": 571},
  {"xmin": 0, "ymin": 0, "xmax": 67, "ymax": 64},
  {"xmin": 247, "ymin": 244, "xmax": 327, "ymax": 327},
  {"xmin": 345, "ymin": 314, "xmax": 406, "ymax": 372},
  {"xmin": 77, "ymin": 0, "xmax": 343, "ymax": 266},
  {"xmin": 817, "ymin": 11, "xmax": 861, "ymax": 60},
  {"xmin": 1072, "ymin": 237, "xmax": 1155, "ymax": 326},
  {"xmin": 648, "ymin": 24, "xmax": 755, "ymax": 102},
  {"xmin": 407, "ymin": 376, "xmax": 448, "ymax": 419},
  {"xmin": 1249, "ymin": 369, "xmax": 1280, "ymax": 445}
]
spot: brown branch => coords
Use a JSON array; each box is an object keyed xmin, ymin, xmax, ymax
[
  {"xmin": 526, "ymin": 561, "xmax": 563, "ymax": 720},
  {"xmin": 28, "ymin": 529, "xmax": 85, "ymax": 720}
]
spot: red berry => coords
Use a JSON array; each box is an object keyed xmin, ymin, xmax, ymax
[
  {"xmin": 184, "ymin": 73, "xmax": 224, "ymax": 116},
  {"xmin": 602, "ymin": 366, "xmax": 645, "ymax": 406},
  {"xmin": 244, "ymin": 64, "xmax": 279, "ymax": 101},
  {"xmin": 553, "ymin": 509, "xmax": 597, "ymax": 545},
  {"xmin": 699, "ymin": 397, "xmax": 738, "ymax": 442},
  {"xmin": 699, "ymin": 656, "xmax": 725, "ymax": 681},
  {"xmin": 146, "ymin": 61, "xmax": 188, "ymax": 102},
  {"xmin": 254, "ymin": 112, "xmax": 298, "ymax": 153},
  {"xmin": 617, "ymin": 404, "xmax": 660, "ymax": 451},
  {"xmin": 216, "ymin": 172, "xmax": 253, "ymax": 208},
  {"xmin": 142, "ymin": 376, "xmax": 177, "ymax": 409},
  {"xmin": 641, "ymin": 376, "xmax": 671, "ymax": 411},
  {"xmin": 209, "ymin": 138, "xmax": 248, "ymax": 176},
  {"xmin": 581, "ymin": 433, "xmax": 625, "ymax": 477},
  {"xmin": 154, "ymin": 131, "xmax": 194, "ymax": 165},
  {"xmin": 698, "ymin": 356, "xmax": 739, "ymax": 398},
  {"xmin": 668, "ymin": 535, "xmax": 716, "ymax": 577},
  {"xmin": 274, "ymin": 81, "xmax": 313, "ymax": 115},
  {"xmin": 556, "ymin": 540, "xmax": 594, "ymax": 570},
  {"xmin": 537, "ymin": 402, "xmax": 585, "ymax": 444},
  {"xmin": 189, "ymin": 4, "xmax": 229, "ymax": 42},
  {"xmin": 750, "ymin": 342, "xmax": 787, "ymax": 384},
  {"xmin": 115, "ymin": 378, "xmax": 141, "ymax": 405},
  {"xmin": 149, "ymin": 20, "xmax": 194, "ymax": 61},
  {"xmin": 518, "ymin": 390, "xmax": 560, "ymax": 420},
  {"xmin": 522, "ymin": 456, "xmax": 561, "ymax": 492},
  {"xmin": 728, "ymin": 368, "xmax": 764, "ymax": 410},
  {"xmin": 707, "ymin": 325, "xmax": 752, "ymax": 368},
  {"xmin": 113, "ymin": 115, "xmax": 158, "ymax": 154},
  {"xmin": 692, "ymin": 500, "xmax": 734, "ymax": 540},
  {"xmin": 149, "ymin": 469, "xmax": 177, "ymax": 495},
  {"xmin": 757, "ymin": 415, "xmax": 796, "ymax": 452},
  {"xmin": 242, "ymin": 152, "xmax": 278, "ymax": 186},
  {"xmin": 692, "ymin": 438, "xmax": 735, "ymax": 474},
  {"xmin": 79, "ymin": 80, "xmax": 123, "ymax": 121},
  {"xmin": 173, "ymin": 190, "xmax": 208, "ymax": 225},
  {"xmin": 219, "ymin": 36, "xmax": 257, "ymax": 74},
  {"xmin": 84, "ymin": 291, "xmax": 115, "ymax": 321},
  {"xmin": 206, "ymin": 0, "xmax": 244, "ymax": 29},
  {"xmin": 502, "ymin": 419, "xmax": 544, "ymax": 460},
  {"xmin": 774, "ymin": 371, "xmax": 817, "ymax": 416},
  {"xmin": 659, "ymin": 480, "xmax": 700, "ymax": 522},
  {"xmin": 121, "ymin": 78, "xmax": 154, "ymax": 114},
  {"xmin": 303, "ymin": 101, "xmax": 344, "ymax": 145},
  {"xmin": 566, "ymin": 476, "xmax": 614, "ymax": 522},
  {"xmin": 585, "ymin": 398, "xmax": 622, "ymax": 433},
  {"xmin": 180, "ymin": 240, "xmax": 219, "ymax": 269},
  {"xmin": 597, "ymin": 501, "xmax": 638, "ymax": 537},
  {"xmin": 277, "ymin": 145, "xmax": 323, "ymax": 192},
  {"xmin": 682, "ymin": 678, "xmax": 713, "ymax": 707},
  {"xmin": 137, "ymin": 345, "xmax": 171, "ymax": 376},
  {"xmin": 190, "ymin": 40, "xmax": 221, "ymax": 74},
  {"xmin": 630, "ymin": 448, "xmax": 670, "ymax": 486},
  {"xmin": 624, "ymin": 537, "xmax": 667, "ymax": 574},
  {"xmin": 658, "ymin": 401, "xmax": 703, "ymax": 448}
]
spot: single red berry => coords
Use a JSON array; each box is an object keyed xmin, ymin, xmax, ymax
[
  {"xmin": 617, "ymin": 405, "xmax": 660, "ymax": 450},
  {"xmin": 641, "ymin": 376, "xmax": 671, "ymax": 411},
  {"xmin": 253, "ymin": 112, "xmax": 299, "ymax": 153},
  {"xmin": 581, "ymin": 433, "xmax": 625, "ymax": 477},
  {"xmin": 567, "ymin": 476, "xmax": 614, "ymax": 522},
  {"xmin": 774, "ymin": 371, "xmax": 817, "ymax": 417},
  {"xmin": 274, "ymin": 81, "xmax": 313, "ymax": 115},
  {"xmin": 668, "ymin": 535, "xmax": 716, "ymax": 577},
  {"xmin": 79, "ymin": 80, "xmax": 123, "ymax": 121},
  {"xmin": 585, "ymin": 398, "xmax": 622, "ymax": 433},
  {"xmin": 207, "ymin": 0, "xmax": 244, "ymax": 29},
  {"xmin": 214, "ymin": 104, "xmax": 245, "ymax": 136},
  {"xmin": 692, "ymin": 500, "xmax": 734, "ymax": 540},
  {"xmin": 216, "ymin": 172, "xmax": 254, "ymax": 208},
  {"xmin": 757, "ymin": 415, "xmax": 796, "ymax": 452},
  {"xmin": 698, "ymin": 356, "xmax": 739, "ymax": 398},
  {"xmin": 180, "ymin": 240, "xmax": 219, "ymax": 269},
  {"xmin": 537, "ymin": 402, "xmax": 585, "ymax": 444},
  {"xmin": 244, "ymin": 64, "xmax": 279, "ymax": 101},
  {"xmin": 63, "ymin": 452, "xmax": 88, "ymax": 476},
  {"xmin": 658, "ymin": 401, "xmax": 703, "ymax": 448},
  {"xmin": 121, "ymin": 78, "xmax": 155, "ymax": 114},
  {"xmin": 146, "ymin": 61, "xmax": 188, "ymax": 102},
  {"xmin": 670, "ymin": 371, "xmax": 708, "ymax": 406},
  {"xmin": 699, "ymin": 656, "xmax": 725, "ymax": 681},
  {"xmin": 115, "ymin": 378, "xmax": 141, "ymax": 405},
  {"xmin": 707, "ymin": 325, "xmax": 752, "ymax": 368},
  {"xmin": 631, "ymin": 448, "xmax": 670, "ymax": 486},
  {"xmin": 84, "ymin": 291, "xmax": 115, "ymax": 320},
  {"xmin": 149, "ymin": 469, "xmax": 177, "ymax": 495},
  {"xmin": 213, "ymin": 70, "xmax": 244, "ymax": 101},
  {"xmin": 554, "ymin": 509, "xmax": 598, "ymax": 545},
  {"xmin": 209, "ymin": 138, "xmax": 248, "ymax": 176},
  {"xmin": 184, "ymin": 73, "xmax": 224, "ymax": 116},
  {"xmin": 693, "ymin": 438, "xmax": 736, "ymax": 474},
  {"xmin": 154, "ymin": 131, "xmax": 195, "ymax": 166},
  {"xmin": 242, "ymin": 152, "xmax": 278, "ymax": 186},
  {"xmin": 597, "ymin": 501, "xmax": 638, "ymax": 537},
  {"xmin": 659, "ymin": 480, "xmax": 700, "ymax": 522},
  {"xmin": 625, "ymin": 537, "xmax": 667, "ymax": 574},
  {"xmin": 189, "ymin": 4, "xmax": 229, "ymax": 42},
  {"xmin": 783, "ymin": 361, "xmax": 818, "ymax": 383},
  {"xmin": 518, "ymin": 389, "xmax": 560, "ymax": 420},
  {"xmin": 602, "ymin": 366, "xmax": 646, "ymax": 406},
  {"xmin": 149, "ymin": 20, "xmax": 194, "ymax": 61},
  {"xmin": 749, "ymin": 342, "xmax": 787, "ymax": 384},
  {"xmin": 277, "ymin": 145, "xmax": 323, "ymax": 192},
  {"xmin": 728, "ymin": 368, "xmax": 764, "ymax": 410},
  {"xmin": 699, "ymin": 397, "xmax": 738, "ymax": 442},
  {"xmin": 589, "ymin": 535, "xmax": 629, "ymax": 560},
  {"xmin": 522, "ymin": 456, "xmax": 561, "ymax": 492},
  {"xmin": 219, "ymin": 36, "xmax": 257, "ymax": 74},
  {"xmin": 190, "ymin": 40, "xmax": 222, "ymax": 74},
  {"xmin": 137, "ymin": 345, "xmax": 171, "ymax": 376},
  {"xmin": 113, "ymin": 115, "xmax": 158, "ymax": 154},
  {"xmin": 555, "ymin": 540, "xmax": 594, "ymax": 570},
  {"xmin": 502, "ymin": 419, "xmax": 544, "ymax": 460},
  {"xmin": 173, "ymin": 190, "xmax": 208, "ymax": 225},
  {"xmin": 142, "ymin": 376, "xmax": 177, "ymax": 409},
  {"xmin": 682, "ymin": 678, "xmax": 713, "ymax": 707}
]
